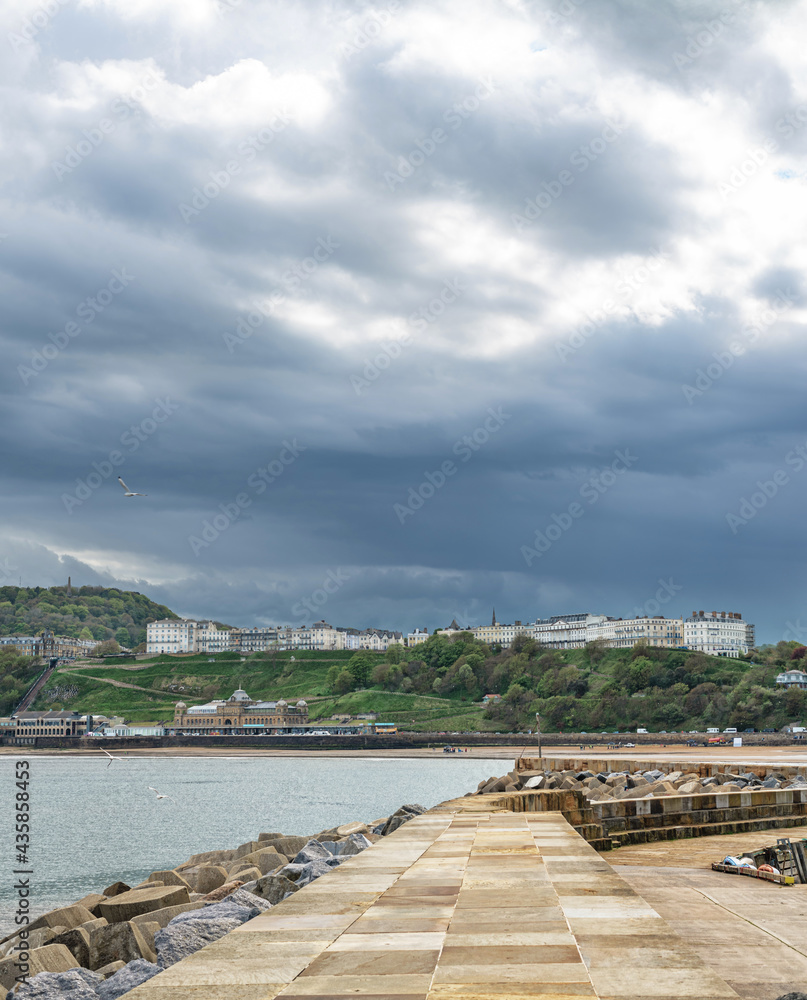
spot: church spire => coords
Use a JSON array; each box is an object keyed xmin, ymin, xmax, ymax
[{"xmin": 492, "ymin": 607, "xmax": 497, "ymax": 626}]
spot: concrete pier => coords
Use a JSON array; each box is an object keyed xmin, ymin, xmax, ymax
[{"xmin": 127, "ymin": 807, "xmax": 741, "ymax": 1000}]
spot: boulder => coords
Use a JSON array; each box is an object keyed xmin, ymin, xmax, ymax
[
  {"xmin": 523, "ymin": 775, "xmax": 545, "ymax": 789},
  {"xmin": 95, "ymin": 961, "xmax": 125, "ymax": 979},
  {"xmin": 89, "ymin": 920, "xmax": 156, "ymax": 970},
  {"xmin": 0, "ymin": 944, "xmax": 80, "ymax": 991},
  {"xmin": 559, "ymin": 777, "xmax": 581, "ymax": 790},
  {"xmin": 651, "ymin": 782, "xmax": 678, "ymax": 797},
  {"xmin": 678, "ymin": 780, "xmax": 703, "ymax": 794},
  {"xmin": 50, "ymin": 927, "xmax": 90, "ymax": 968},
  {"xmin": 762, "ymin": 776, "xmax": 781, "ymax": 789},
  {"xmin": 575, "ymin": 771, "xmax": 594, "ymax": 781},
  {"xmin": 721, "ymin": 783, "xmax": 742, "ymax": 792},
  {"xmin": 336, "ymin": 821, "xmax": 370, "ymax": 837},
  {"xmin": 228, "ymin": 865, "xmax": 263, "ymax": 884},
  {"xmin": 292, "ymin": 840, "xmax": 331, "ymax": 865},
  {"xmin": 233, "ymin": 840, "xmax": 263, "ymax": 859},
  {"xmin": 155, "ymin": 901, "xmax": 258, "ymax": 968},
  {"xmin": 252, "ymin": 873, "xmax": 300, "ymax": 905},
  {"xmin": 0, "ymin": 927, "xmax": 63, "ymax": 958},
  {"xmin": 147, "ymin": 870, "xmax": 191, "ymax": 890},
  {"xmin": 28, "ymin": 905, "xmax": 95, "ymax": 935},
  {"xmin": 181, "ymin": 848, "xmax": 235, "ymax": 867},
  {"xmin": 12, "ymin": 967, "xmax": 103, "ymax": 999},
  {"xmin": 666, "ymin": 771, "xmax": 684, "ymax": 783},
  {"xmin": 193, "ymin": 866, "xmax": 229, "ymax": 895},
  {"xmin": 257, "ymin": 831, "xmax": 284, "ymax": 841},
  {"xmin": 102, "ymin": 883, "xmax": 130, "ymax": 898},
  {"xmin": 74, "ymin": 894, "xmax": 107, "ymax": 917},
  {"xmin": 130, "ymin": 902, "xmax": 205, "ymax": 931},
  {"xmin": 98, "ymin": 885, "xmax": 190, "ymax": 923},
  {"xmin": 257, "ymin": 835, "xmax": 309, "ymax": 858},
  {"xmin": 200, "ymin": 879, "xmax": 244, "ymax": 903},
  {"xmin": 220, "ymin": 888, "xmax": 272, "ymax": 912},
  {"xmin": 136, "ymin": 921, "xmax": 161, "ymax": 957},
  {"xmin": 281, "ymin": 859, "xmax": 338, "ymax": 886},
  {"xmin": 237, "ymin": 846, "xmax": 287, "ymax": 874},
  {"xmin": 95, "ymin": 958, "xmax": 161, "ymax": 1000},
  {"xmin": 334, "ymin": 833, "xmax": 373, "ymax": 856},
  {"xmin": 377, "ymin": 804, "xmax": 427, "ymax": 837}
]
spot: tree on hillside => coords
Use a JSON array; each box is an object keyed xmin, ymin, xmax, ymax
[
  {"xmin": 334, "ymin": 668, "xmax": 355, "ymax": 695},
  {"xmin": 791, "ymin": 646, "xmax": 807, "ymax": 660},
  {"xmin": 384, "ymin": 643, "xmax": 404, "ymax": 664},
  {"xmin": 115, "ymin": 628, "xmax": 131, "ymax": 648},
  {"xmin": 79, "ymin": 627, "xmax": 93, "ymax": 641},
  {"xmin": 91, "ymin": 639, "xmax": 121, "ymax": 657},
  {"xmin": 347, "ymin": 652, "xmax": 374, "ymax": 688}
]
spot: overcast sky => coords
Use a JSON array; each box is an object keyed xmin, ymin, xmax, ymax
[{"xmin": 2, "ymin": 0, "xmax": 807, "ymax": 643}]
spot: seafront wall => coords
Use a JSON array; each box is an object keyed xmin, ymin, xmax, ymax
[{"xmin": 3, "ymin": 731, "xmax": 799, "ymax": 750}]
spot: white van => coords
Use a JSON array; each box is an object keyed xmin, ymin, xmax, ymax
[
  {"xmin": 706, "ymin": 727, "xmax": 719, "ymax": 733},
  {"xmin": 636, "ymin": 728, "xmax": 648, "ymax": 734},
  {"xmin": 723, "ymin": 728, "xmax": 737, "ymax": 734}
]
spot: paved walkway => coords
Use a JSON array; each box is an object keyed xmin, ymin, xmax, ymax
[{"xmin": 128, "ymin": 811, "xmax": 740, "ymax": 1000}]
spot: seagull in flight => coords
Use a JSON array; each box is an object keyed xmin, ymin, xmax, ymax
[
  {"xmin": 100, "ymin": 747, "xmax": 126, "ymax": 768},
  {"xmin": 118, "ymin": 476, "xmax": 147, "ymax": 497},
  {"xmin": 147, "ymin": 786, "xmax": 174, "ymax": 801}
]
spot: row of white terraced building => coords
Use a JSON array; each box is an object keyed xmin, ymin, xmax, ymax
[{"xmin": 148, "ymin": 609, "xmax": 754, "ymax": 658}]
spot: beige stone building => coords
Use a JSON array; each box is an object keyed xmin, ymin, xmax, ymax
[{"xmin": 169, "ymin": 688, "xmax": 309, "ymax": 735}]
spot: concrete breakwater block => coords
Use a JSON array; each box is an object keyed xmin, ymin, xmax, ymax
[
  {"xmin": 98, "ymin": 885, "xmax": 190, "ymax": 923},
  {"xmin": 0, "ymin": 943, "xmax": 82, "ymax": 992}
]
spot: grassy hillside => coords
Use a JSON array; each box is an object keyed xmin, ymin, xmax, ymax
[
  {"xmin": 30, "ymin": 635, "xmax": 807, "ymax": 732},
  {"xmin": 0, "ymin": 584, "xmax": 178, "ymax": 649}
]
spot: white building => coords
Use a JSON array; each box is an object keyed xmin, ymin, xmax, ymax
[
  {"xmin": 533, "ymin": 614, "xmax": 608, "ymax": 649},
  {"xmin": 776, "ymin": 669, "xmax": 807, "ymax": 689},
  {"xmin": 406, "ymin": 628, "xmax": 429, "ymax": 646},
  {"xmin": 147, "ymin": 619, "xmax": 198, "ymax": 654},
  {"xmin": 683, "ymin": 611, "xmax": 752, "ymax": 658},
  {"xmin": 588, "ymin": 616, "xmax": 684, "ymax": 649}
]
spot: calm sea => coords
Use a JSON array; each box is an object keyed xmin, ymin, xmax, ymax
[{"xmin": 0, "ymin": 754, "xmax": 506, "ymax": 935}]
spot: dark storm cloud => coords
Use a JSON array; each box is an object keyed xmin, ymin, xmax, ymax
[{"xmin": 1, "ymin": 0, "xmax": 806, "ymax": 642}]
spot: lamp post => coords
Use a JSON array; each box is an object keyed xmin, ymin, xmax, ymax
[{"xmin": 535, "ymin": 712, "xmax": 542, "ymax": 760}]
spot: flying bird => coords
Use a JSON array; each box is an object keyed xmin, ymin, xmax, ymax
[
  {"xmin": 147, "ymin": 786, "xmax": 173, "ymax": 801},
  {"xmin": 118, "ymin": 477, "xmax": 147, "ymax": 497},
  {"xmin": 100, "ymin": 747, "xmax": 126, "ymax": 767}
]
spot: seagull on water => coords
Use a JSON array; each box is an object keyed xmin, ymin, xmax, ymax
[
  {"xmin": 147, "ymin": 786, "xmax": 174, "ymax": 801},
  {"xmin": 100, "ymin": 747, "xmax": 126, "ymax": 767},
  {"xmin": 118, "ymin": 476, "xmax": 147, "ymax": 497}
]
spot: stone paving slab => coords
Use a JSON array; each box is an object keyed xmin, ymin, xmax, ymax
[{"xmin": 125, "ymin": 809, "xmax": 742, "ymax": 1000}]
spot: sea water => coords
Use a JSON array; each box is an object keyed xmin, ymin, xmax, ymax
[{"xmin": 0, "ymin": 754, "xmax": 506, "ymax": 934}]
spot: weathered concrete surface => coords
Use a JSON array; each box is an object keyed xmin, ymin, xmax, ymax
[
  {"xmin": 612, "ymin": 844, "xmax": 807, "ymax": 999},
  {"xmin": 123, "ymin": 807, "xmax": 740, "ymax": 1000}
]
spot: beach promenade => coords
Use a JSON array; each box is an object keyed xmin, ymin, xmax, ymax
[{"xmin": 125, "ymin": 802, "xmax": 747, "ymax": 1000}]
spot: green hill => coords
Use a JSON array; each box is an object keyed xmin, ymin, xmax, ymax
[
  {"xmin": 29, "ymin": 631, "xmax": 807, "ymax": 732},
  {"xmin": 0, "ymin": 584, "xmax": 178, "ymax": 650}
]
